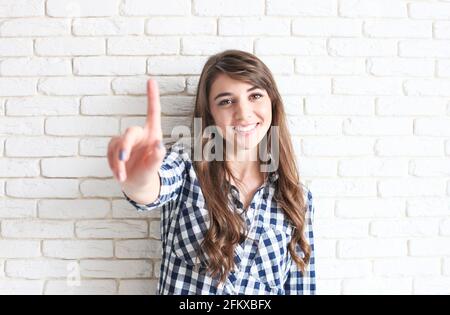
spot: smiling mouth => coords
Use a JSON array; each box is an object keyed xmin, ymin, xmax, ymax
[{"xmin": 233, "ymin": 123, "xmax": 259, "ymax": 135}]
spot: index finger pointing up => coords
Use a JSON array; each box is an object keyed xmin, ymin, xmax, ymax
[{"xmin": 146, "ymin": 78, "xmax": 162, "ymax": 139}]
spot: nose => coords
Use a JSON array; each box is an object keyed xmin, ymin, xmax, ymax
[{"xmin": 234, "ymin": 99, "xmax": 253, "ymax": 121}]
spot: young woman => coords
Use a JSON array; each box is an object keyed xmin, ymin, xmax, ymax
[{"xmin": 107, "ymin": 50, "xmax": 315, "ymax": 295}]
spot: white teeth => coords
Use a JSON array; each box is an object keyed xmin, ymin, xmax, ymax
[{"xmin": 234, "ymin": 123, "xmax": 257, "ymax": 132}]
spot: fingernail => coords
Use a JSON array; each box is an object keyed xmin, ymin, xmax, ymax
[
  {"xmin": 157, "ymin": 141, "xmax": 164, "ymax": 149},
  {"xmin": 119, "ymin": 150, "xmax": 126, "ymax": 161}
]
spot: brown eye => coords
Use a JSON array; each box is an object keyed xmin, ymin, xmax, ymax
[
  {"xmin": 251, "ymin": 93, "xmax": 263, "ymax": 100},
  {"xmin": 218, "ymin": 99, "xmax": 233, "ymax": 106}
]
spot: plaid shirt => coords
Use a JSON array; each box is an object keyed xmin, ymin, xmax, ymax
[{"xmin": 122, "ymin": 142, "xmax": 316, "ymax": 295}]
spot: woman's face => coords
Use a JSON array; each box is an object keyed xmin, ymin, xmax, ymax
[{"xmin": 208, "ymin": 74, "xmax": 272, "ymax": 152}]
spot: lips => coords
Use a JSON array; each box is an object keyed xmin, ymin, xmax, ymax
[{"xmin": 233, "ymin": 123, "xmax": 259, "ymax": 135}]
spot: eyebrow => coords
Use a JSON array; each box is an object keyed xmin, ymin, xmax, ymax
[{"xmin": 213, "ymin": 86, "xmax": 261, "ymax": 101}]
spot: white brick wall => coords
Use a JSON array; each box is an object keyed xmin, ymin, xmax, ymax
[{"xmin": 0, "ymin": 0, "xmax": 449, "ymax": 295}]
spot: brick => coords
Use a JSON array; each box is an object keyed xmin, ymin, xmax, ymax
[
  {"xmin": 5, "ymin": 259, "xmax": 74, "ymax": 279},
  {"xmin": 39, "ymin": 77, "xmax": 110, "ymax": 96},
  {"xmin": 0, "ymin": 39, "xmax": 32, "ymax": 56},
  {"xmin": 115, "ymin": 239, "xmax": 161, "ymax": 258},
  {"xmin": 309, "ymin": 179, "xmax": 376, "ymax": 197},
  {"xmin": 121, "ymin": 0, "xmax": 190, "ymax": 16},
  {"xmin": 407, "ymin": 198, "xmax": 450, "ymax": 217},
  {"xmin": 364, "ymin": 20, "xmax": 431, "ymax": 38},
  {"xmin": 35, "ymin": 38, "xmax": 104, "ymax": 56},
  {"xmin": 259, "ymin": 56, "xmax": 294, "ymax": 75},
  {"xmin": 368, "ymin": 58, "xmax": 434, "ymax": 76},
  {"xmin": 42, "ymin": 157, "xmax": 110, "ymax": 178},
  {"xmin": 46, "ymin": 116, "xmax": 118, "ymax": 136},
  {"xmin": 181, "ymin": 36, "xmax": 253, "ymax": 55},
  {"xmin": 0, "ymin": 158, "xmax": 39, "ymax": 177},
  {"xmin": 194, "ymin": 0, "xmax": 263, "ymax": 16},
  {"xmin": 145, "ymin": 17, "xmax": 215, "ymax": 35},
  {"xmin": 76, "ymin": 220, "xmax": 148, "ymax": 238},
  {"xmin": 80, "ymin": 179, "xmax": 125, "ymax": 198},
  {"xmin": 375, "ymin": 137, "xmax": 444, "ymax": 156},
  {"xmin": 6, "ymin": 179, "xmax": 78, "ymax": 198},
  {"xmin": 0, "ymin": 199, "xmax": 36, "ymax": 218},
  {"xmin": 410, "ymin": 159, "xmax": 450, "ymax": 177},
  {"xmin": 0, "ymin": 280, "xmax": 43, "ymax": 295},
  {"xmin": 111, "ymin": 76, "xmax": 185, "ymax": 95},
  {"xmin": 410, "ymin": 238, "xmax": 450, "ymax": 256},
  {"xmin": 1, "ymin": 220, "xmax": 74, "ymax": 238},
  {"xmin": 0, "ymin": 78, "xmax": 36, "ymax": 96},
  {"xmin": 79, "ymin": 137, "xmax": 110, "ymax": 156},
  {"xmin": 315, "ymin": 218, "xmax": 369, "ymax": 238},
  {"xmin": 336, "ymin": 198, "xmax": 405, "ymax": 218},
  {"xmin": 5, "ymin": 136, "xmax": 77, "ymax": 157},
  {"xmin": 149, "ymin": 221, "xmax": 160, "ymax": 239},
  {"xmin": 405, "ymin": 79, "xmax": 450, "ymax": 97},
  {"xmin": 266, "ymin": 0, "xmax": 337, "ymax": 16},
  {"xmin": 329, "ymin": 38, "xmax": 397, "ymax": 57},
  {"xmin": 47, "ymin": 0, "xmax": 119, "ymax": 17},
  {"xmin": 287, "ymin": 117, "xmax": 342, "ymax": 136},
  {"xmin": 108, "ymin": 37, "xmax": 178, "ymax": 55},
  {"xmin": 316, "ymin": 258, "xmax": 371, "ymax": 279},
  {"xmin": 295, "ymin": 57, "xmax": 365, "ymax": 75},
  {"xmin": 293, "ymin": 17, "xmax": 361, "ymax": 36},
  {"xmin": 370, "ymin": 218, "xmax": 439, "ymax": 237},
  {"xmin": 340, "ymin": 0, "xmax": 406, "ymax": 18},
  {"xmin": 334, "ymin": 77, "xmax": 403, "ymax": 95},
  {"xmin": 255, "ymin": 38, "xmax": 327, "ymax": 55},
  {"xmin": 438, "ymin": 60, "xmax": 450, "ymax": 77},
  {"xmin": 343, "ymin": 117, "xmax": 412, "ymax": 135},
  {"xmin": 0, "ymin": 117, "xmax": 42, "ymax": 135},
  {"xmin": 39, "ymin": 199, "xmax": 110, "ymax": 219},
  {"xmin": 297, "ymin": 158, "xmax": 337, "ymax": 177},
  {"xmin": 314, "ymin": 239, "xmax": 336, "ymax": 258},
  {"xmin": 376, "ymin": 97, "xmax": 447, "ymax": 116},
  {"xmin": 147, "ymin": 56, "xmax": 208, "ymax": 75},
  {"xmin": 6, "ymin": 97, "xmax": 78, "ymax": 116},
  {"xmin": 0, "ymin": 0, "xmax": 44, "ymax": 17},
  {"xmin": 275, "ymin": 76, "xmax": 330, "ymax": 95},
  {"xmin": 80, "ymin": 260, "xmax": 152, "ymax": 278},
  {"xmin": 374, "ymin": 258, "xmax": 441, "ymax": 276},
  {"xmin": 343, "ymin": 278, "xmax": 412, "ymax": 295},
  {"xmin": 218, "ymin": 17, "xmax": 289, "ymax": 36},
  {"xmin": 399, "ymin": 40, "xmax": 450, "ymax": 58},
  {"xmin": 73, "ymin": 18, "xmax": 143, "ymax": 36},
  {"xmin": 74, "ymin": 57, "xmax": 146, "ymax": 75},
  {"xmin": 45, "ymin": 280, "xmax": 116, "ymax": 295},
  {"xmin": 0, "ymin": 240, "xmax": 40, "ymax": 258},
  {"xmin": 379, "ymin": 179, "xmax": 446, "ymax": 197},
  {"xmin": 305, "ymin": 96, "xmax": 374, "ymax": 115},
  {"xmin": 338, "ymin": 239, "xmax": 407, "ymax": 258},
  {"xmin": 302, "ymin": 137, "xmax": 374, "ymax": 156},
  {"xmin": 413, "ymin": 277, "xmax": 450, "ymax": 295},
  {"xmin": 1, "ymin": 57, "xmax": 71, "ymax": 76},
  {"xmin": 0, "ymin": 18, "xmax": 70, "ymax": 36},
  {"xmin": 339, "ymin": 158, "xmax": 408, "ymax": 177},
  {"xmin": 43, "ymin": 240, "xmax": 113, "ymax": 259},
  {"xmin": 409, "ymin": 2, "xmax": 450, "ymax": 19},
  {"xmin": 118, "ymin": 279, "xmax": 157, "ymax": 295},
  {"xmin": 415, "ymin": 118, "xmax": 450, "ymax": 136},
  {"xmin": 435, "ymin": 22, "xmax": 450, "ymax": 39}
]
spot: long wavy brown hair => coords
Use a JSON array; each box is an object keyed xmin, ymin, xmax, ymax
[{"xmin": 191, "ymin": 49, "xmax": 311, "ymax": 284}]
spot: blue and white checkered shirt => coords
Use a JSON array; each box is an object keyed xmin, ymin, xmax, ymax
[{"xmin": 122, "ymin": 142, "xmax": 316, "ymax": 295}]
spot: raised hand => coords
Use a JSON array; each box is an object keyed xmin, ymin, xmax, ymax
[{"xmin": 107, "ymin": 79, "xmax": 166, "ymax": 189}]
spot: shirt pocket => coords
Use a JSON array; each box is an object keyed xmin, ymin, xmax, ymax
[
  {"xmin": 249, "ymin": 225, "xmax": 292, "ymax": 290},
  {"xmin": 171, "ymin": 201, "xmax": 210, "ymax": 268}
]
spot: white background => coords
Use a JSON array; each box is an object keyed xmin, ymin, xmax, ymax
[{"xmin": 0, "ymin": 0, "xmax": 449, "ymax": 295}]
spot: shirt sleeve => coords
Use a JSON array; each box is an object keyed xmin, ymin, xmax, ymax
[
  {"xmin": 122, "ymin": 142, "xmax": 188, "ymax": 212},
  {"xmin": 284, "ymin": 186, "xmax": 316, "ymax": 295}
]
